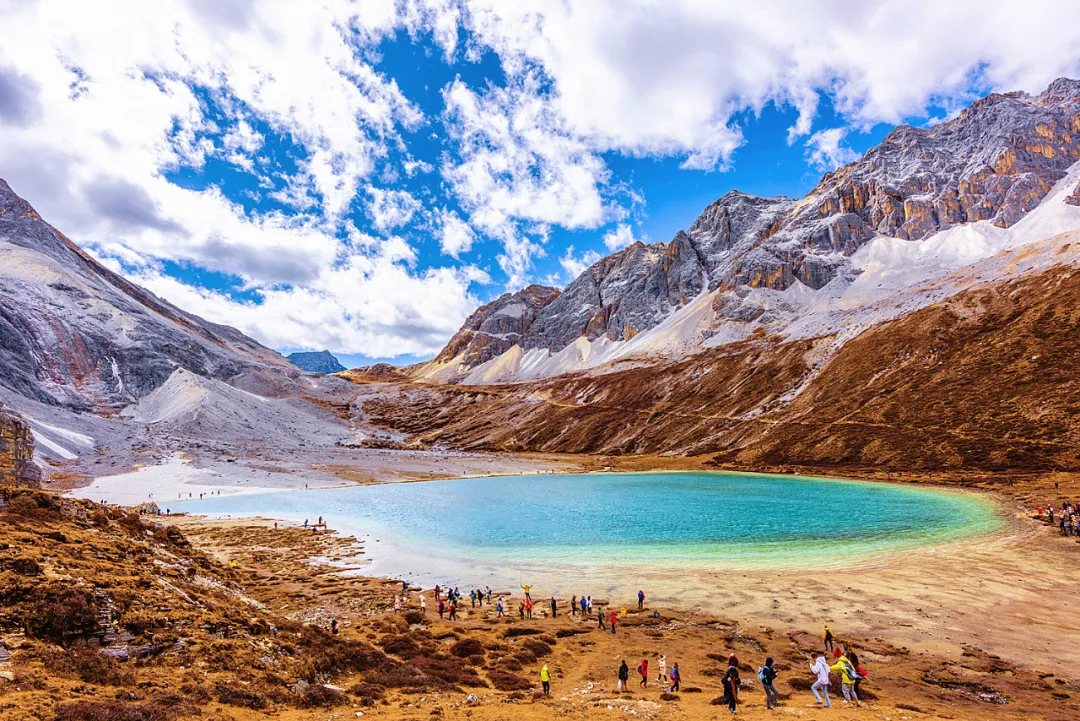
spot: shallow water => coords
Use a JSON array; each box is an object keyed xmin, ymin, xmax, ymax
[{"xmin": 180, "ymin": 471, "xmax": 1002, "ymax": 588}]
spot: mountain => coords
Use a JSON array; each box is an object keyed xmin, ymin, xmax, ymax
[
  {"xmin": 286, "ymin": 350, "xmax": 347, "ymax": 374},
  {"xmin": 0, "ymin": 402, "xmax": 40, "ymax": 487},
  {"xmin": 419, "ymin": 77, "xmax": 1080, "ymax": 384},
  {"xmin": 0, "ymin": 179, "xmax": 295, "ymax": 412}
]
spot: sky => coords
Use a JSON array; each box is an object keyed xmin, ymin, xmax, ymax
[{"xmin": 1, "ymin": 1, "xmax": 1079, "ymax": 368}]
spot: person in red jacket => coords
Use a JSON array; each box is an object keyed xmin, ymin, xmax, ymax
[
  {"xmin": 610, "ymin": 609, "xmax": 618, "ymax": 634},
  {"xmin": 638, "ymin": 658, "xmax": 649, "ymax": 687}
]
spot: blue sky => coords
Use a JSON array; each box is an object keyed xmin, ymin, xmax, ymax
[{"xmin": 2, "ymin": 1, "xmax": 1077, "ymax": 368}]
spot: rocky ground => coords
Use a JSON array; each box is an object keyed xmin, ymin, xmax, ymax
[{"xmin": 0, "ymin": 487, "xmax": 1076, "ymax": 721}]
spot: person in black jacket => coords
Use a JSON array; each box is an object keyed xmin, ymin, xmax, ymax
[
  {"xmin": 759, "ymin": 657, "xmax": 780, "ymax": 709},
  {"xmin": 617, "ymin": 660, "xmax": 630, "ymax": 692}
]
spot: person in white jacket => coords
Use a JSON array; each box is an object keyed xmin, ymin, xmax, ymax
[{"xmin": 810, "ymin": 656, "xmax": 831, "ymax": 708}]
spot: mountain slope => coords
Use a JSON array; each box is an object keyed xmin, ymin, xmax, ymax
[
  {"xmin": 360, "ymin": 230, "xmax": 1080, "ymax": 470},
  {"xmin": 286, "ymin": 350, "xmax": 347, "ymax": 374},
  {"xmin": 422, "ymin": 78, "xmax": 1080, "ymax": 384},
  {"xmin": 0, "ymin": 179, "xmax": 294, "ymax": 412}
]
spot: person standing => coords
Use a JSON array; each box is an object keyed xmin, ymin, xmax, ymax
[
  {"xmin": 580, "ymin": 595, "xmax": 588, "ymax": 616},
  {"xmin": 419, "ymin": 595, "xmax": 426, "ymax": 614},
  {"xmin": 758, "ymin": 657, "xmax": 780, "ymax": 709},
  {"xmin": 571, "ymin": 595, "xmax": 578, "ymax": 616},
  {"xmin": 610, "ymin": 609, "xmax": 618, "ymax": 634},
  {"xmin": 486, "ymin": 586, "xmax": 492, "ymax": 603},
  {"xmin": 550, "ymin": 597, "xmax": 558, "ymax": 618},
  {"xmin": 657, "ymin": 653, "xmax": 667, "ymax": 687},
  {"xmin": 521, "ymin": 583, "xmax": 532, "ymax": 601},
  {"xmin": 638, "ymin": 589, "xmax": 645, "ymax": 610},
  {"xmin": 470, "ymin": 589, "xmax": 477, "ymax": 608},
  {"xmin": 669, "ymin": 663, "xmax": 681, "ymax": 692},
  {"xmin": 525, "ymin": 598, "xmax": 533, "ymax": 619},
  {"xmin": 586, "ymin": 596, "xmax": 593, "ymax": 615},
  {"xmin": 617, "ymin": 660, "xmax": 629, "ymax": 692},
  {"xmin": 438, "ymin": 598, "xmax": 445, "ymax": 619},
  {"xmin": 448, "ymin": 601, "xmax": 457, "ymax": 621},
  {"xmin": 597, "ymin": 607, "xmax": 606, "ymax": 630},
  {"xmin": 830, "ymin": 652, "xmax": 860, "ymax": 705},
  {"xmin": 540, "ymin": 664, "xmax": 551, "ymax": 696},
  {"xmin": 519, "ymin": 601, "xmax": 525, "ymax": 620},
  {"xmin": 496, "ymin": 599, "xmax": 504, "ymax": 617},
  {"xmin": 638, "ymin": 658, "xmax": 649, "ymax": 687},
  {"xmin": 721, "ymin": 665, "xmax": 738, "ymax": 714},
  {"xmin": 823, "ymin": 626, "xmax": 834, "ymax": 652},
  {"xmin": 849, "ymin": 650, "xmax": 866, "ymax": 702},
  {"xmin": 809, "ymin": 655, "xmax": 831, "ymax": 708}
]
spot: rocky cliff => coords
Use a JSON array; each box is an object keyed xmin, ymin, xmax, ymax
[
  {"xmin": 286, "ymin": 350, "xmax": 347, "ymax": 374},
  {"xmin": 0, "ymin": 403, "xmax": 40, "ymax": 487},
  {"xmin": 0, "ymin": 179, "xmax": 295, "ymax": 411},
  {"xmin": 427, "ymin": 78, "xmax": 1080, "ymax": 381}
]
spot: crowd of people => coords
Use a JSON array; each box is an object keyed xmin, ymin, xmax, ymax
[
  {"xmin": 1037, "ymin": 501, "xmax": 1080, "ymax": 537},
  {"xmin": 384, "ymin": 581, "xmax": 869, "ymax": 711}
]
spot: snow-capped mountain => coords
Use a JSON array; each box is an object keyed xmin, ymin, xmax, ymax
[{"xmin": 419, "ymin": 78, "xmax": 1080, "ymax": 385}]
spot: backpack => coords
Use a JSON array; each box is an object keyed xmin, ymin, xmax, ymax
[{"xmin": 757, "ymin": 667, "xmax": 768, "ymax": 682}]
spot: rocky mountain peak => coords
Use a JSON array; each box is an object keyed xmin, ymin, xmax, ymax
[
  {"xmin": 433, "ymin": 283, "xmax": 561, "ymax": 366},
  {"xmin": 286, "ymin": 350, "xmax": 347, "ymax": 374}
]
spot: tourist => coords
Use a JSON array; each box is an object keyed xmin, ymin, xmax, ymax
[
  {"xmin": 638, "ymin": 589, "xmax": 645, "ymax": 610},
  {"xmin": 402, "ymin": 579, "xmax": 408, "ymax": 594},
  {"xmin": 393, "ymin": 595, "xmax": 401, "ymax": 612},
  {"xmin": 497, "ymin": 599, "xmax": 504, "ymax": 617},
  {"xmin": 434, "ymin": 584, "xmax": 441, "ymax": 601},
  {"xmin": 448, "ymin": 601, "xmax": 457, "ymax": 621},
  {"xmin": 521, "ymin": 583, "xmax": 532, "ymax": 600},
  {"xmin": 419, "ymin": 595, "xmax": 426, "ymax": 614},
  {"xmin": 580, "ymin": 595, "xmax": 588, "ymax": 616},
  {"xmin": 758, "ymin": 657, "xmax": 779, "ymax": 709},
  {"xmin": 330, "ymin": 618, "xmax": 338, "ymax": 635},
  {"xmin": 809, "ymin": 656, "xmax": 831, "ymax": 708},
  {"xmin": 597, "ymin": 607, "xmax": 606, "ymax": 630},
  {"xmin": 550, "ymin": 596, "xmax": 557, "ymax": 618},
  {"xmin": 617, "ymin": 660, "xmax": 629, "ymax": 692},
  {"xmin": 610, "ymin": 609, "xmax": 618, "ymax": 634},
  {"xmin": 850, "ymin": 650, "xmax": 867, "ymax": 701},
  {"xmin": 470, "ymin": 589, "xmax": 476, "ymax": 607},
  {"xmin": 526, "ymin": 598, "xmax": 533, "ymax": 619},
  {"xmin": 303, "ymin": 519, "xmax": 308, "ymax": 527},
  {"xmin": 670, "ymin": 662, "xmax": 681, "ymax": 692},
  {"xmin": 318, "ymin": 515, "xmax": 322, "ymax": 526},
  {"xmin": 438, "ymin": 599, "xmax": 445, "ymax": 619},
  {"xmin": 657, "ymin": 653, "xmax": 667, "ymax": 687},
  {"xmin": 823, "ymin": 625, "xmax": 834, "ymax": 652},
  {"xmin": 721, "ymin": 665, "xmax": 738, "ymax": 714},
  {"xmin": 830, "ymin": 652, "xmax": 860, "ymax": 706},
  {"xmin": 571, "ymin": 595, "xmax": 578, "ymax": 616},
  {"xmin": 518, "ymin": 601, "xmax": 525, "ymax": 620},
  {"xmin": 638, "ymin": 657, "xmax": 649, "ymax": 687},
  {"xmin": 540, "ymin": 664, "xmax": 551, "ymax": 695},
  {"xmin": 485, "ymin": 585, "xmax": 492, "ymax": 603}
]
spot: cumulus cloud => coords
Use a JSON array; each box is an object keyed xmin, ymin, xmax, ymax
[
  {"xmin": 804, "ymin": 128, "xmax": 861, "ymax": 172},
  {"xmin": 558, "ymin": 245, "xmax": 601, "ymax": 282},
  {"xmin": 602, "ymin": 223, "xmax": 639, "ymax": 251},
  {"xmin": 434, "ymin": 207, "xmax": 476, "ymax": 258},
  {"xmin": 366, "ymin": 186, "xmax": 422, "ymax": 233}
]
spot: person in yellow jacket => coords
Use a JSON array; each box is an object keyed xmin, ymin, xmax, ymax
[
  {"xmin": 829, "ymin": 653, "xmax": 860, "ymax": 706},
  {"xmin": 540, "ymin": 664, "xmax": 551, "ymax": 695}
]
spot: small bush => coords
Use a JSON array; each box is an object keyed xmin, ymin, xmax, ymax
[
  {"xmin": 403, "ymin": 611, "xmax": 425, "ymax": 625},
  {"xmin": 660, "ymin": 693, "xmax": 680, "ymax": 701},
  {"xmin": 380, "ymin": 634, "xmax": 422, "ymax": 658},
  {"xmin": 504, "ymin": 627, "xmax": 542, "ymax": 638},
  {"xmin": 55, "ymin": 692, "xmax": 196, "ymax": 721},
  {"xmin": 296, "ymin": 685, "xmax": 347, "ymax": 708},
  {"xmin": 450, "ymin": 638, "xmax": 485, "ymax": 658},
  {"xmin": 683, "ymin": 686, "xmax": 702, "ymax": 693},
  {"xmin": 43, "ymin": 649, "xmax": 134, "ymax": 686},
  {"xmin": 215, "ymin": 684, "xmax": 268, "ymax": 710},
  {"xmin": 489, "ymin": 669, "xmax": 533, "ymax": 691},
  {"xmin": 520, "ymin": 639, "xmax": 552, "ymax": 658},
  {"xmin": 25, "ymin": 583, "xmax": 99, "ymax": 643}
]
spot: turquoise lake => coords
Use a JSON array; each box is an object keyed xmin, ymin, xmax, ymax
[{"xmin": 180, "ymin": 471, "xmax": 1003, "ymax": 588}]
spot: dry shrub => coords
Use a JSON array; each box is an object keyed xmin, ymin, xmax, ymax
[
  {"xmin": 488, "ymin": 670, "xmax": 533, "ymax": 691},
  {"xmin": 55, "ymin": 692, "xmax": 196, "ymax": 721},
  {"xmin": 347, "ymin": 681, "xmax": 385, "ymax": 703},
  {"xmin": 520, "ymin": 639, "xmax": 552, "ymax": 658},
  {"xmin": 555, "ymin": 628, "xmax": 589, "ymax": 639},
  {"xmin": 403, "ymin": 611, "xmax": 425, "ymax": 625},
  {"xmin": 380, "ymin": 634, "xmax": 422, "ymax": 658},
  {"xmin": 683, "ymin": 686, "xmax": 702, "ymax": 693},
  {"xmin": 296, "ymin": 684, "xmax": 347, "ymax": 708},
  {"xmin": 512, "ymin": 650, "xmax": 536, "ymax": 665},
  {"xmin": 214, "ymin": 683, "xmax": 268, "ymax": 710},
  {"xmin": 2, "ymin": 556, "xmax": 41, "ymax": 576},
  {"xmin": 295, "ymin": 625, "xmax": 386, "ymax": 680},
  {"xmin": 43, "ymin": 648, "xmax": 135, "ymax": 686},
  {"xmin": 659, "ymin": 693, "xmax": 680, "ymax": 701},
  {"xmin": 25, "ymin": 582, "xmax": 99, "ymax": 643},
  {"xmin": 450, "ymin": 638, "xmax": 485, "ymax": 658},
  {"xmin": 503, "ymin": 627, "xmax": 542, "ymax": 638}
]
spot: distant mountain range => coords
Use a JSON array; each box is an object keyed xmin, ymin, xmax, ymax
[
  {"xmin": 415, "ymin": 77, "xmax": 1080, "ymax": 385},
  {"xmin": 287, "ymin": 350, "xmax": 347, "ymax": 374}
]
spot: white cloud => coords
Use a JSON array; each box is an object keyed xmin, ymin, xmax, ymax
[
  {"xmin": 366, "ymin": 186, "xmax": 422, "ymax": 233},
  {"xmin": 804, "ymin": 128, "xmax": 860, "ymax": 172},
  {"xmin": 558, "ymin": 245, "xmax": 601, "ymax": 281},
  {"xmin": 434, "ymin": 207, "xmax": 476, "ymax": 258},
  {"xmin": 448, "ymin": 0, "xmax": 1080, "ymax": 164},
  {"xmin": 602, "ymin": 223, "xmax": 638, "ymax": 251}
]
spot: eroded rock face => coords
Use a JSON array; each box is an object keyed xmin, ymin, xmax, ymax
[
  {"xmin": 436, "ymin": 78, "xmax": 1080, "ymax": 369},
  {"xmin": 435, "ymin": 284, "xmax": 562, "ymax": 366},
  {"xmin": 0, "ymin": 404, "xmax": 41, "ymax": 488},
  {"xmin": 0, "ymin": 179, "xmax": 294, "ymax": 411}
]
